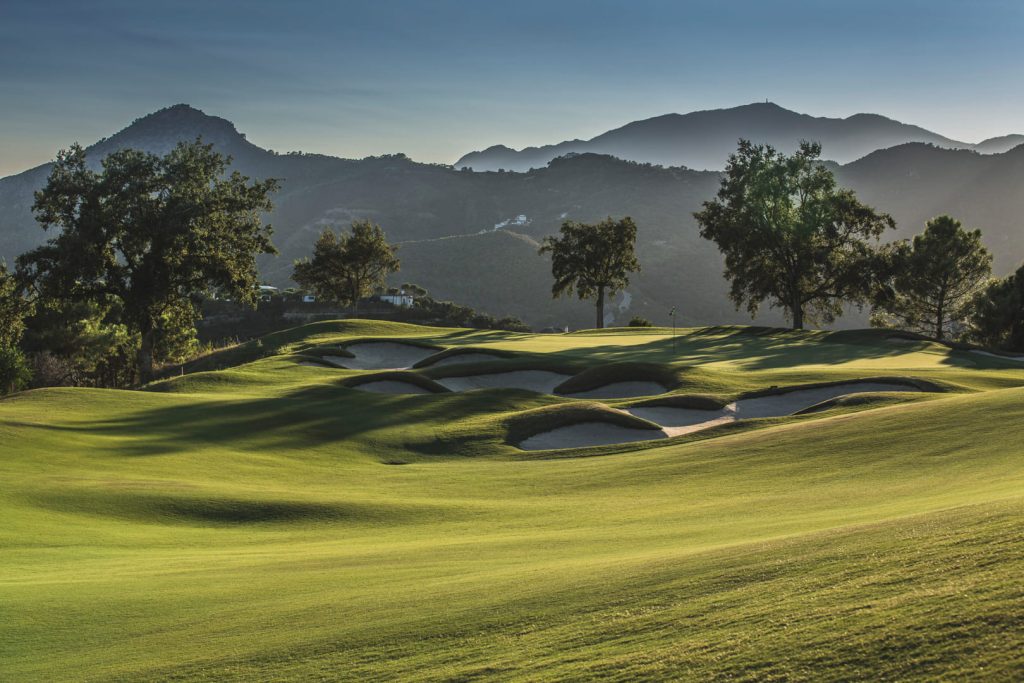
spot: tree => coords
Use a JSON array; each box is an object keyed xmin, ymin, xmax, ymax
[
  {"xmin": 292, "ymin": 220, "xmax": 400, "ymax": 311},
  {"xmin": 0, "ymin": 265, "xmax": 33, "ymax": 394},
  {"xmin": 17, "ymin": 140, "xmax": 278, "ymax": 381},
  {"xmin": 539, "ymin": 217, "xmax": 641, "ymax": 329},
  {"xmin": 694, "ymin": 140, "xmax": 894, "ymax": 329},
  {"xmin": 871, "ymin": 216, "xmax": 991, "ymax": 340},
  {"xmin": 968, "ymin": 264, "xmax": 1024, "ymax": 351}
]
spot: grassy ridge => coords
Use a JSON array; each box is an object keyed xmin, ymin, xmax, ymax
[{"xmin": 2, "ymin": 321, "xmax": 1024, "ymax": 680}]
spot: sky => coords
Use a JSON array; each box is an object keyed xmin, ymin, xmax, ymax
[{"xmin": 1, "ymin": 0, "xmax": 1023, "ymax": 177}]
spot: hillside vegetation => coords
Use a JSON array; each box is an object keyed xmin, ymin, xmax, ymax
[
  {"xmin": 3, "ymin": 320, "xmax": 1024, "ymax": 680},
  {"xmin": 3, "ymin": 105, "xmax": 1024, "ymax": 329}
]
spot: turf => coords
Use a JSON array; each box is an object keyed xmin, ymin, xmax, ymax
[{"xmin": 3, "ymin": 320, "xmax": 1024, "ymax": 681}]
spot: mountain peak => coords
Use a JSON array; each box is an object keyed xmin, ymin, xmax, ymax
[{"xmin": 455, "ymin": 103, "xmax": 973, "ymax": 171}]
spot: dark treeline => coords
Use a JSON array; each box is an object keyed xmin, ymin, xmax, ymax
[{"xmin": 2, "ymin": 138, "xmax": 1023, "ymax": 395}]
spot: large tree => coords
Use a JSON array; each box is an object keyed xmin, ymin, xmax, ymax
[
  {"xmin": 969, "ymin": 263, "xmax": 1024, "ymax": 351},
  {"xmin": 694, "ymin": 140, "xmax": 894, "ymax": 329},
  {"xmin": 539, "ymin": 217, "xmax": 640, "ymax": 329},
  {"xmin": 0, "ymin": 265, "xmax": 34, "ymax": 394},
  {"xmin": 872, "ymin": 215, "xmax": 991, "ymax": 340},
  {"xmin": 292, "ymin": 220, "xmax": 400, "ymax": 310},
  {"xmin": 18, "ymin": 140, "xmax": 278, "ymax": 381}
]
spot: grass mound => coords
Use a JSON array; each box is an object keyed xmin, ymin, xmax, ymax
[
  {"xmin": 554, "ymin": 362, "xmax": 685, "ymax": 395},
  {"xmin": 340, "ymin": 371, "xmax": 450, "ymax": 393},
  {"xmin": 738, "ymin": 375, "xmax": 948, "ymax": 399},
  {"xmin": 793, "ymin": 391, "xmax": 932, "ymax": 415},
  {"xmin": 505, "ymin": 401, "xmax": 662, "ymax": 445},
  {"xmin": 413, "ymin": 346, "xmax": 519, "ymax": 368}
]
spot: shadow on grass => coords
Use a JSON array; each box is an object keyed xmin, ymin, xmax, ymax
[
  {"xmin": 545, "ymin": 327, "xmax": 925, "ymax": 370},
  {"xmin": 31, "ymin": 382, "xmax": 553, "ymax": 458}
]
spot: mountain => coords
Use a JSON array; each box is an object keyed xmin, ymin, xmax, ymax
[
  {"xmin": 2, "ymin": 105, "xmax": 1024, "ymax": 330},
  {"xmin": 454, "ymin": 102, "xmax": 1021, "ymax": 171}
]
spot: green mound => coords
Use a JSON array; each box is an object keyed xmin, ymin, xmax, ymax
[
  {"xmin": 340, "ymin": 370, "xmax": 450, "ymax": 393},
  {"xmin": 554, "ymin": 362, "xmax": 685, "ymax": 394},
  {"xmin": 505, "ymin": 401, "xmax": 662, "ymax": 445}
]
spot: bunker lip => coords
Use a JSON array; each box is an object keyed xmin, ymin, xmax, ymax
[
  {"xmin": 331, "ymin": 340, "xmax": 443, "ymax": 370},
  {"xmin": 559, "ymin": 381, "xmax": 670, "ymax": 399},
  {"xmin": 520, "ymin": 380, "xmax": 928, "ymax": 451},
  {"xmin": 518, "ymin": 422, "xmax": 670, "ymax": 451},
  {"xmin": 342, "ymin": 371, "xmax": 450, "ymax": 394},
  {"xmin": 414, "ymin": 347, "xmax": 518, "ymax": 369},
  {"xmin": 437, "ymin": 370, "xmax": 572, "ymax": 394},
  {"xmin": 629, "ymin": 381, "xmax": 925, "ymax": 440},
  {"xmin": 350, "ymin": 381, "xmax": 434, "ymax": 395}
]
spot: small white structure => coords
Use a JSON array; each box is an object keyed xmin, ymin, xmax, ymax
[
  {"xmin": 302, "ymin": 294, "xmax": 316, "ymax": 303},
  {"xmin": 380, "ymin": 294, "xmax": 414, "ymax": 308},
  {"xmin": 258, "ymin": 285, "xmax": 278, "ymax": 302}
]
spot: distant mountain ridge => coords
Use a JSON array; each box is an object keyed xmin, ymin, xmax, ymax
[
  {"xmin": 2, "ymin": 104, "xmax": 1024, "ymax": 330},
  {"xmin": 455, "ymin": 102, "xmax": 1024, "ymax": 171}
]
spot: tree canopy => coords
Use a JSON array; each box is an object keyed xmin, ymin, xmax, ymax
[
  {"xmin": 292, "ymin": 220, "xmax": 400, "ymax": 309},
  {"xmin": 694, "ymin": 140, "xmax": 894, "ymax": 329},
  {"xmin": 538, "ymin": 217, "xmax": 640, "ymax": 329},
  {"xmin": 18, "ymin": 140, "xmax": 278, "ymax": 380},
  {"xmin": 871, "ymin": 215, "xmax": 991, "ymax": 340},
  {"xmin": 969, "ymin": 263, "xmax": 1024, "ymax": 351},
  {"xmin": 0, "ymin": 265, "xmax": 33, "ymax": 394}
]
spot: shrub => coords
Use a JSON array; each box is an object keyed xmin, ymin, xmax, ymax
[
  {"xmin": 628, "ymin": 316, "xmax": 653, "ymax": 327},
  {"xmin": 0, "ymin": 345, "xmax": 31, "ymax": 395}
]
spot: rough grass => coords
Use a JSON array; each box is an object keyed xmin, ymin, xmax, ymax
[{"xmin": 3, "ymin": 321, "xmax": 1024, "ymax": 681}]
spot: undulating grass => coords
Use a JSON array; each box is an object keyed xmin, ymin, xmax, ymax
[{"xmin": 3, "ymin": 319, "xmax": 1024, "ymax": 681}]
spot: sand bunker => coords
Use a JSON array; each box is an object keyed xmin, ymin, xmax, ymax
[
  {"xmin": 519, "ymin": 422, "xmax": 669, "ymax": 451},
  {"xmin": 971, "ymin": 350, "xmax": 1024, "ymax": 363},
  {"xmin": 326, "ymin": 342, "xmax": 437, "ymax": 370},
  {"xmin": 629, "ymin": 382, "xmax": 920, "ymax": 437},
  {"xmin": 350, "ymin": 380, "xmax": 433, "ymax": 395},
  {"xmin": 437, "ymin": 371, "xmax": 571, "ymax": 393},
  {"xmin": 428, "ymin": 352, "xmax": 506, "ymax": 367},
  {"xmin": 561, "ymin": 381, "xmax": 669, "ymax": 399}
]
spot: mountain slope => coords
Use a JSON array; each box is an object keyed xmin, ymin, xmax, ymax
[
  {"xmin": 455, "ymin": 102, "xmax": 983, "ymax": 171},
  {"xmin": 2, "ymin": 105, "xmax": 1024, "ymax": 329}
]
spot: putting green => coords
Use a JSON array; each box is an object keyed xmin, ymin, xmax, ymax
[{"xmin": 2, "ymin": 320, "xmax": 1023, "ymax": 681}]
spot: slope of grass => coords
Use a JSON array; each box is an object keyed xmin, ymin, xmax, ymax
[{"xmin": 2, "ymin": 321, "xmax": 1024, "ymax": 681}]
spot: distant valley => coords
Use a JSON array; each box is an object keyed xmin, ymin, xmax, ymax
[{"xmin": 2, "ymin": 103, "xmax": 1023, "ymax": 329}]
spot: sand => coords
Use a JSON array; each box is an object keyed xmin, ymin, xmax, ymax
[
  {"xmin": 326, "ymin": 343, "xmax": 438, "ymax": 370},
  {"xmin": 350, "ymin": 381, "xmax": 433, "ymax": 394},
  {"xmin": 428, "ymin": 352, "xmax": 506, "ymax": 367},
  {"xmin": 518, "ymin": 422, "xmax": 670, "ymax": 451},
  {"xmin": 561, "ymin": 381, "xmax": 669, "ymax": 399},
  {"xmin": 437, "ymin": 371, "xmax": 572, "ymax": 393},
  {"xmin": 629, "ymin": 382, "xmax": 920, "ymax": 438}
]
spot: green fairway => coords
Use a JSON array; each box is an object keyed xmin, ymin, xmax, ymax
[{"xmin": 3, "ymin": 321, "xmax": 1024, "ymax": 680}]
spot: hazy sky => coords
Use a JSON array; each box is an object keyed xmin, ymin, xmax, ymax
[{"xmin": 2, "ymin": 0, "xmax": 1022, "ymax": 176}]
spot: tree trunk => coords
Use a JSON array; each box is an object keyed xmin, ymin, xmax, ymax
[
  {"xmin": 596, "ymin": 286, "xmax": 605, "ymax": 329},
  {"xmin": 790, "ymin": 294, "xmax": 804, "ymax": 330},
  {"xmin": 137, "ymin": 328, "xmax": 155, "ymax": 383},
  {"xmin": 935, "ymin": 289, "xmax": 946, "ymax": 340}
]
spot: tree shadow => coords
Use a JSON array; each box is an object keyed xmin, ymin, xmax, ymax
[{"xmin": 33, "ymin": 383, "xmax": 548, "ymax": 458}]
